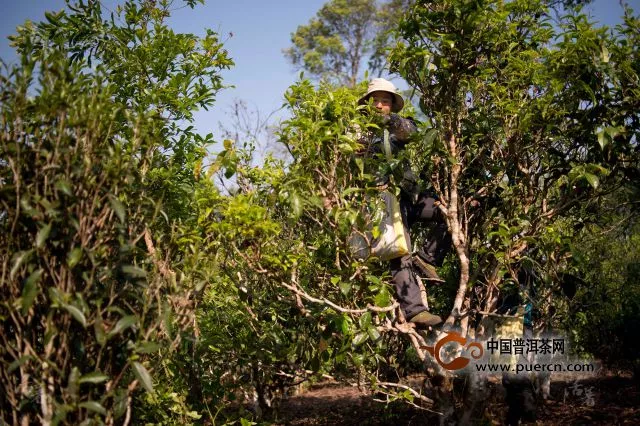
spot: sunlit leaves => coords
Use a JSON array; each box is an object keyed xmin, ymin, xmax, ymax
[
  {"xmin": 63, "ymin": 303, "xmax": 87, "ymax": 328},
  {"xmin": 67, "ymin": 247, "xmax": 83, "ymax": 269},
  {"xmin": 36, "ymin": 224, "xmax": 52, "ymax": 248},
  {"xmin": 78, "ymin": 401, "xmax": 107, "ymax": 416}
]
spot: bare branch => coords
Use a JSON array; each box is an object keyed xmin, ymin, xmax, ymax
[
  {"xmin": 144, "ymin": 228, "xmax": 176, "ymax": 280},
  {"xmin": 280, "ymin": 281, "xmax": 399, "ymax": 314},
  {"xmin": 376, "ymin": 381, "xmax": 437, "ymax": 408}
]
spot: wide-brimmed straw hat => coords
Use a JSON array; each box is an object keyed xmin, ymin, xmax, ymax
[{"xmin": 358, "ymin": 78, "xmax": 404, "ymax": 113}]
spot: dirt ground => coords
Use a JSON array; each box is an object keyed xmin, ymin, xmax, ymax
[{"xmin": 271, "ymin": 371, "xmax": 640, "ymax": 425}]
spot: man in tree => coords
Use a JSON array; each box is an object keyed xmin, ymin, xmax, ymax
[{"xmin": 358, "ymin": 78, "xmax": 451, "ymax": 327}]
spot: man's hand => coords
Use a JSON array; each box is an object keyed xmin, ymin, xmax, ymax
[{"xmin": 370, "ymin": 111, "xmax": 391, "ymax": 128}]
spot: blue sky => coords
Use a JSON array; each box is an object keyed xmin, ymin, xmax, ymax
[{"xmin": 1, "ymin": 0, "xmax": 638, "ymax": 140}]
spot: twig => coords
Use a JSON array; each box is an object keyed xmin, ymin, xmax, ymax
[
  {"xmin": 302, "ymin": 370, "xmax": 338, "ymax": 382},
  {"xmin": 144, "ymin": 228, "xmax": 175, "ymax": 279},
  {"xmin": 232, "ymin": 243, "xmax": 269, "ymax": 273},
  {"xmin": 289, "ymin": 267, "xmax": 309, "ymax": 316},
  {"xmin": 375, "ymin": 382, "xmax": 440, "ymax": 413},
  {"xmin": 280, "ymin": 282, "xmax": 399, "ymax": 314},
  {"xmin": 405, "ymin": 328, "xmax": 427, "ymax": 361},
  {"xmin": 475, "ymin": 310, "xmax": 522, "ymax": 319},
  {"xmin": 122, "ymin": 379, "xmax": 138, "ymax": 426},
  {"xmin": 373, "ymin": 393, "xmax": 435, "ymax": 413}
]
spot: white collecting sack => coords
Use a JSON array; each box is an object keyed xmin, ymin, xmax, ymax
[
  {"xmin": 349, "ymin": 127, "xmax": 410, "ymax": 261},
  {"xmin": 349, "ymin": 190, "xmax": 410, "ymax": 261},
  {"xmin": 371, "ymin": 190, "xmax": 409, "ymax": 260}
]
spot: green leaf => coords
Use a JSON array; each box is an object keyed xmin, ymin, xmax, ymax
[
  {"xmin": 332, "ymin": 314, "xmax": 350, "ymax": 335},
  {"xmin": 224, "ymin": 165, "xmax": 236, "ymax": 179},
  {"xmin": 374, "ymin": 287, "xmax": 391, "ymax": 307},
  {"xmin": 108, "ymin": 195, "xmax": 125, "ymax": 223},
  {"xmin": 601, "ymin": 44, "xmax": 609, "ymax": 63},
  {"xmin": 596, "ymin": 129, "xmax": 608, "ymax": 150},
  {"xmin": 367, "ymin": 325, "xmax": 381, "ymax": 342},
  {"xmin": 338, "ymin": 143, "xmax": 354, "ymax": 153},
  {"xmin": 8, "ymin": 355, "xmax": 32, "ymax": 373},
  {"xmin": 583, "ymin": 173, "xmax": 599, "ymax": 189},
  {"xmin": 121, "ymin": 265, "xmax": 146, "ymax": 278},
  {"xmin": 67, "ymin": 367, "xmax": 80, "ymax": 398},
  {"xmin": 107, "ymin": 315, "xmax": 137, "ymax": 338},
  {"xmin": 186, "ymin": 410, "xmax": 202, "ymax": 419},
  {"xmin": 10, "ymin": 250, "xmax": 33, "ymax": 280},
  {"xmin": 63, "ymin": 304, "xmax": 87, "ymax": 328},
  {"xmin": 372, "ymin": 226, "xmax": 380, "ymax": 239},
  {"xmin": 352, "ymin": 332, "xmax": 369, "ymax": 347},
  {"xmin": 135, "ymin": 341, "xmax": 161, "ymax": 354},
  {"xmin": 55, "ymin": 179, "xmax": 73, "ymax": 196},
  {"xmin": 48, "ymin": 287, "xmax": 64, "ymax": 305},
  {"xmin": 339, "ymin": 281, "xmax": 351, "ymax": 296},
  {"xmin": 67, "ymin": 247, "xmax": 83, "ymax": 268},
  {"xmin": 359, "ymin": 311, "xmax": 372, "ymax": 329},
  {"xmin": 355, "ymin": 157, "xmax": 364, "ymax": 175},
  {"xmin": 424, "ymin": 128, "xmax": 438, "ymax": 146},
  {"xmin": 290, "ymin": 192, "xmax": 302, "ymax": 217},
  {"xmin": 366, "ymin": 274, "xmax": 382, "ymax": 285},
  {"xmin": 79, "ymin": 372, "xmax": 109, "ymax": 384},
  {"xmin": 341, "ymin": 187, "xmax": 362, "ymax": 197},
  {"xmin": 131, "ymin": 361, "xmax": 154, "ymax": 394},
  {"xmin": 162, "ymin": 300, "xmax": 174, "ymax": 340},
  {"xmin": 78, "ymin": 401, "xmax": 107, "ymax": 416},
  {"xmin": 36, "ymin": 223, "xmax": 52, "ymax": 248},
  {"xmin": 94, "ymin": 314, "xmax": 106, "ymax": 346},
  {"xmin": 21, "ymin": 268, "xmax": 43, "ymax": 315},
  {"xmin": 45, "ymin": 11, "xmax": 61, "ymax": 25}
]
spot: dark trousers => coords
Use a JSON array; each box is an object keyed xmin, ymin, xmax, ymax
[{"xmin": 389, "ymin": 191, "xmax": 451, "ymax": 319}]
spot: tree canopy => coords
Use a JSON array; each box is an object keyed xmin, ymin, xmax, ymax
[{"xmin": 390, "ymin": 0, "xmax": 640, "ymax": 327}]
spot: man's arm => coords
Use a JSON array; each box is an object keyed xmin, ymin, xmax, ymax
[{"xmin": 388, "ymin": 114, "xmax": 417, "ymax": 145}]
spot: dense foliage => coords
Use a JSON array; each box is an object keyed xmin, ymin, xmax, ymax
[
  {"xmin": 1, "ymin": 0, "xmax": 232, "ymax": 423},
  {"xmin": 390, "ymin": 0, "xmax": 640, "ymax": 330}
]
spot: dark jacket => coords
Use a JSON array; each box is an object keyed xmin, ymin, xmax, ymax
[{"xmin": 360, "ymin": 114, "xmax": 419, "ymax": 194}]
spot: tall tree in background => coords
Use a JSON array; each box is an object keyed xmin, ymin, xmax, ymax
[
  {"xmin": 368, "ymin": 0, "xmax": 415, "ymax": 75},
  {"xmin": 284, "ymin": 0, "xmax": 387, "ymax": 86}
]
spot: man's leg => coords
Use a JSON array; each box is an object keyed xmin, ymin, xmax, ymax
[
  {"xmin": 391, "ymin": 192, "xmax": 442, "ymax": 327},
  {"xmin": 389, "ymin": 255, "xmax": 426, "ymax": 319},
  {"xmin": 387, "ymin": 193, "xmax": 442, "ymax": 326},
  {"xmin": 389, "ymin": 254, "xmax": 442, "ymax": 327},
  {"xmin": 419, "ymin": 222, "xmax": 451, "ymax": 267},
  {"xmin": 410, "ymin": 193, "xmax": 452, "ymax": 274}
]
